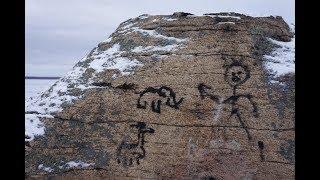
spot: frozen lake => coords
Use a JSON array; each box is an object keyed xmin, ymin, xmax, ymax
[{"xmin": 25, "ymin": 79, "xmax": 58, "ymax": 100}]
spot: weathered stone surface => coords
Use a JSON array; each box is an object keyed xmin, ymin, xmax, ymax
[{"xmin": 25, "ymin": 12, "xmax": 295, "ymax": 179}]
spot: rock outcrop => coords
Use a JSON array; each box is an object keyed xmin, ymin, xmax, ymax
[{"xmin": 25, "ymin": 12, "xmax": 295, "ymax": 179}]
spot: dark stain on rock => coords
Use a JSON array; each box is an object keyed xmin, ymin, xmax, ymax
[
  {"xmin": 258, "ymin": 141, "xmax": 265, "ymax": 161},
  {"xmin": 116, "ymin": 83, "xmax": 136, "ymax": 91},
  {"xmin": 201, "ymin": 176, "xmax": 216, "ymax": 180},
  {"xmin": 47, "ymin": 175, "xmax": 56, "ymax": 180},
  {"xmin": 55, "ymin": 135, "xmax": 72, "ymax": 147},
  {"xmin": 111, "ymin": 110, "xmax": 121, "ymax": 116},
  {"xmin": 278, "ymin": 139, "xmax": 295, "ymax": 163},
  {"xmin": 270, "ymin": 122, "xmax": 279, "ymax": 138},
  {"xmin": 34, "ymin": 135, "xmax": 49, "ymax": 147},
  {"xmin": 198, "ymin": 31, "xmax": 208, "ymax": 37},
  {"xmin": 106, "ymin": 121, "xmax": 116, "ymax": 128},
  {"xmin": 190, "ymin": 109, "xmax": 205, "ymax": 120},
  {"xmin": 79, "ymin": 144, "xmax": 97, "ymax": 159},
  {"xmin": 251, "ymin": 35, "xmax": 275, "ymax": 58},
  {"xmin": 258, "ymin": 141, "xmax": 264, "ymax": 149},
  {"xmin": 172, "ymin": 12, "xmax": 194, "ymax": 18},
  {"xmin": 271, "ymin": 122, "xmax": 277, "ymax": 129},
  {"xmin": 94, "ymin": 151, "xmax": 110, "ymax": 167},
  {"xmin": 223, "ymin": 24, "xmax": 233, "ymax": 32},
  {"xmin": 161, "ymin": 39, "xmax": 179, "ymax": 46},
  {"xmin": 266, "ymin": 75, "xmax": 295, "ymax": 120},
  {"xmin": 92, "ymin": 82, "xmax": 136, "ymax": 91},
  {"xmin": 68, "ymin": 119, "xmax": 85, "ymax": 129},
  {"xmin": 92, "ymin": 82, "xmax": 112, "ymax": 87},
  {"xmin": 119, "ymin": 38, "xmax": 139, "ymax": 51},
  {"xmin": 90, "ymin": 123, "xmax": 114, "ymax": 142}
]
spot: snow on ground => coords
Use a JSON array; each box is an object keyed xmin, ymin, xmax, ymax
[
  {"xmin": 25, "ymin": 79, "xmax": 57, "ymax": 141},
  {"xmin": 25, "ymin": 80, "xmax": 81, "ymax": 141},
  {"xmin": 263, "ymin": 37, "xmax": 295, "ymax": 80},
  {"xmin": 25, "ymin": 79, "xmax": 58, "ymax": 99},
  {"xmin": 26, "ymin": 80, "xmax": 79, "ymax": 115}
]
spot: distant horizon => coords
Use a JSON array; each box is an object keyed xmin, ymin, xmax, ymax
[
  {"xmin": 25, "ymin": 76, "xmax": 61, "ymax": 79},
  {"xmin": 26, "ymin": 0, "xmax": 295, "ymax": 77}
]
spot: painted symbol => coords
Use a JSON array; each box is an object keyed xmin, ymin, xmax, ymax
[
  {"xmin": 116, "ymin": 122, "xmax": 155, "ymax": 166},
  {"xmin": 137, "ymin": 86, "xmax": 183, "ymax": 113}
]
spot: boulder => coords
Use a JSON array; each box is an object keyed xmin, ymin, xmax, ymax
[{"xmin": 25, "ymin": 12, "xmax": 295, "ymax": 179}]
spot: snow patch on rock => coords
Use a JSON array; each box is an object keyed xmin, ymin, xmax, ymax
[
  {"xmin": 92, "ymin": 57, "xmax": 142, "ymax": 76},
  {"xmin": 26, "ymin": 80, "xmax": 80, "ymax": 114},
  {"xmin": 132, "ymin": 44, "xmax": 180, "ymax": 53},
  {"xmin": 263, "ymin": 37, "xmax": 295, "ymax": 81},
  {"xmin": 120, "ymin": 22, "xmax": 136, "ymax": 32},
  {"xmin": 131, "ymin": 27, "xmax": 187, "ymax": 43},
  {"xmin": 38, "ymin": 164, "xmax": 54, "ymax": 173},
  {"xmin": 152, "ymin": 19, "xmax": 159, "ymax": 22},
  {"xmin": 163, "ymin": 17, "xmax": 178, "ymax": 21},
  {"xmin": 102, "ymin": 37, "xmax": 112, "ymax": 43},
  {"xmin": 138, "ymin": 14, "xmax": 149, "ymax": 20},
  {"xmin": 25, "ymin": 43, "xmax": 143, "ymax": 141},
  {"xmin": 206, "ymin": 14, "xmax": 241, "ymax": 20},
  {"xmin": 60, "ymin": 161, "xmax": 95, "ymax": 169},
  {"xmin": 89, "ymin": 43, "xmax": 143, "ymax": 75},
  {"xmin": 25, "ymin": 114, "xmax": 54, "ymax": 141}
]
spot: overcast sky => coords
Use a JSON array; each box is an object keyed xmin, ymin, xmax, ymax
[{"xmin": 26, "ymin": 0, "xmax": 295, "ymax": 77}]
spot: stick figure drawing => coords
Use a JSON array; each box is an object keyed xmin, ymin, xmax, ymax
[
  {"xmin": 198, "ymin": 61, "xmax": 259, "ymax": 141},
  {"xmin": 223, "ymin": 61, "xmax": 259, "ymax": 141}
]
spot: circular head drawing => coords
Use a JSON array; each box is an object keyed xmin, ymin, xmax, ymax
[{"xmin": 224, "ymin": 63, "xmax": 250, "ymax": 87}]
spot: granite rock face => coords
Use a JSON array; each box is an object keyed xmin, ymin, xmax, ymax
[{"xmin": 25, "ymin": 12, "xmax": 295, "ymax": 179}]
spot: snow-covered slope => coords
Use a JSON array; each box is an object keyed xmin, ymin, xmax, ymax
[
  {"xmin": 263, "ymin": 25, "xmax": 295, "ymax": 83},
  {"xmin": 25, "ymin": 15, "xmax": 188, "ymax": 141},
  {"xmin": 264, "ymin": 37, "xmax": 295, "ymax": 77}
]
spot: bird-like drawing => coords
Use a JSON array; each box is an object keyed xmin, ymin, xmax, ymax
[{"xmin": 116, "ymin": 122, "xmax": 155, "ymax": 166}]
